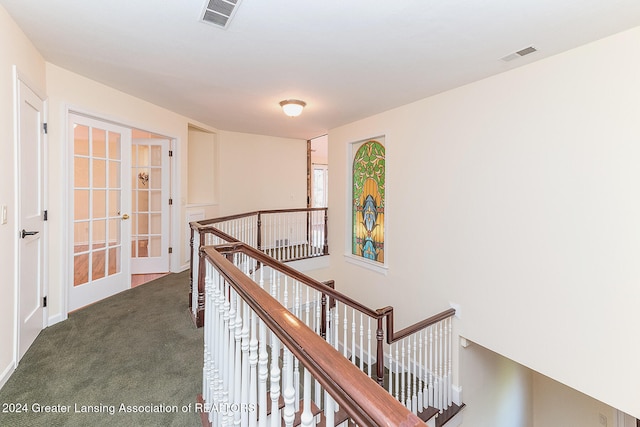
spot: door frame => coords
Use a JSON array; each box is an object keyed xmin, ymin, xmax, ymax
[
  {"xmin": 67, "ymin": 114, "xmax": 133, "ymax": 311},
  {"xmin": 130, "ymin": 137, "xmax": 172, "ymax": 274},
  {"xmin": 61, "ymin": 107, "xmax": 176, "ymax": 316},
  {"xmin": 13, "ymin": 67, "xmax": 48, "ymax": 365}
]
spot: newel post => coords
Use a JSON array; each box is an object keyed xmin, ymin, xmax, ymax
[
  {"xmin": 322, "ymin": 208, "xmax": 329, "ymax": 255},
  {"xmin": 189, "ymin": 224, "xmax": 195, "ymax": 310},
  {"xmin": 196, "ymin": 233, "xmax": 207, "ymax": 328},
  {"xmin": 320, "ymin": 294, "xmax": 327, "ymax": 340},
  {"xmin": 256, "ymin": 212, "xmax": 262, "ymax": 252},
  {"xmin": 376, "ymin": 316, "xmax": 385, "ymax": 386}
]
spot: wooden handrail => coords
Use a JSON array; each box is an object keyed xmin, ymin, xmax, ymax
[
  {"xmin": 192, "ymin": 207, "xmax": 328, "ymax": 227},
  {"xmin": 188, "ymin": 208, "xmax": 329, "ymax": 327},
  {"xmin": 210, "ymin": 242, "xmax": 457, "ymax": 387},
  {"xmin": 214, "ymin": 242, "xmax": 379, "ymax": 318},
  {"xmin": 203, "ymin": 245, "xmax": 425, "ymax": 427},
  {"xmin": 190, "ymin": 208, "xmax": 456, "ymax": 389},
  {"xmin": 386, "ymin": 307, "xmax": 457, "ymax": 344},
  {"xmin": 194, "ymin": 211, "xmax": 260, "ymax": 226},
  {"xmin": 255, "ymin": 207, "xmax": 328, "ymax": 214},
  {"xmin": 211, "ymin": 242, "xmax": 456, "ymax": 343}
]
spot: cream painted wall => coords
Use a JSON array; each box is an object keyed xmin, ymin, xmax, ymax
[
  {"xmin": 460, "ymin": 342, "xmax": 533, "ymax": 427},
  {"xmin": 0, "ymin": 5, "xmax": 46, "ymax": 388},
  {"xmin": 532, "ymin": 373, "xmax": 616, "ymax": 427},
  {"xmin": 187, "ymin": 127, "xmax": 217, "ymax": 205},
  {"xmin": 216, "ymin": 130, "xmax": 307, "ymax": 216},
  {"xmin": 328, "ymin": 27, "xmax": 640, "ymax": 418}
]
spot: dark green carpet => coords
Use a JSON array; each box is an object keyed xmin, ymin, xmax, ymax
[{"xmin": 0, "ymin": 271, "xmax": 204, "ymax": 427}]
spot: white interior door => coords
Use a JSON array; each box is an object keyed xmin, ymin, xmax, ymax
[
  {"xmin": 17, "ymin": 79, "xmax": 45, "ymax": 360},
  {"xmin": 312, "ymin": 164, "xmax": 328, "ymax": 208},
  {"xmin": 130, "ymin": 138, "xmax": 170, "ymax": 274},
  {"xmin": 69, "ymin": 114, "xmax": 131, "ymax": 311}
]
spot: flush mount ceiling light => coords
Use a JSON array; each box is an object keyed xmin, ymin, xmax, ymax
[{"xmin": 279, "ymin": 99, "xmax": 306, "ymax": 117}]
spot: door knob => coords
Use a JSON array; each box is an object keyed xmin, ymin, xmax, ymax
[
  {"xmin": 122, "ymin": 214, "xmax": 130, "ymax": 220},
  {"xmin": 21, "ymin": 229, "xmax": 39, "ymax": 238}
]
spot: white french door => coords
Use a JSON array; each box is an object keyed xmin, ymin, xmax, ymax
[
  {"xmin": 130, "ymin": 138, "xmax": 170, "ymax": 274},
  {"xmin": 69, "ymin": 114, "xmax": 131, "ymax": 311}
]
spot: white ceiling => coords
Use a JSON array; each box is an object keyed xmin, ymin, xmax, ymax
[{"xmin": 2, "ymin": 0, "xmax": 640, "ymax": 140}]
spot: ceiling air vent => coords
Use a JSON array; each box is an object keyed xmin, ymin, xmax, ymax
[
  {"xmin": 501, "ymin": 46, "xmax": 538, "ymax": 62},
  {"xmin": 201, "ymin": 0, "xmax": 242, "ymax": 29}
]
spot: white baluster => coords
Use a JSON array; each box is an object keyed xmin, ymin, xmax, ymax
[
  {"xmin": 258, "ymin": 318, "xmax": 268, "ymax": 427},
  {"xmin": 211, "ymin": 270, "xmax": 221, "ymax": 426},
  {"xmin": 412, "ymin": 334, "xmax": 418, "ymax": 413},
  {"xmin": 225, "ymin": 287, "xmax": 236, "ymax": 422},
  {"xmin": 333, "ymin": 302, "xmax": 339, "ymax": 350},
  {"xmin": 313, "ymin": 290, "xmax": 322, "ymax": 406},
  {"xmin": 300, "ymin": 368, "xmax": 314, "ymax": 427},
  {"xmin": 418, "ymin": 331, "xmax": 424, "ymax": 413},
  {"xmin": 248, "ymin": 307, "xmax": 258, "ymax": 427},
  {"xmin": 221, "ymin": 285, "xmax": 230, "ymax": 427},
  {"xmin": 288, "ymin": 212, "xmax": 293, "ymax": 260},
  {"xmin": 324, "ymin": 391, "xmax": 335, "ymax": 427},
  {"xmin": 211, "ymin": 270, "xmax": 223, "ymax": 425},
  {"xmin": 232, "ymin": 293, "xmax": 243, "ymax": 426},
  {"xmin": 367, "ymin": 317, "xmax": 372, "ymax": 378},
  {"xmin": 394, "ymin": 342, "xmax": 400, "ymax": 401},
  {"xmin": 202, "ymin": 263, "xmax": 212, "ymax": 404},
  {"xmin": 401, "ymin": 339, "xmax": 406, "ymax": 407},
  {"xmin": 351, "ymin": 309, "xmax": 356, "ymax": 366},
  {"xmin": 359, "ymin": 313, "xmax": 364, "ymax": 371},
  {"xmin": 438, "ymin": 322, "xmax": 443, "ymax": 412},
  {"xmin": 241, "ymin": 300, "xmax": 251, "ymax": 426},
  {"xmin": 443, "ymin": 319, "xmax": 449, "ymax": 410},
  {"xmin": 343, "ymin": 305, "xmax": 348, "ymax": 358},
  {"xmin": 282, "ymin": 346, "xmax": 295, "ymax": 427},
  {"xmin": 387, "ymin": 347, "xmax": 393, "ymax": 396},
  {"xmin": 278, "ymin": 214, "xmax": 283, "ymax": 261},
  {"xmin": 305, "ymin": 211, "xmax": 309, "ymax": 258},
  {"xmin": 448, "ymin": 318, "xmax": 453, "ymax": 408},
  {"xmin": 407, "ymin": 337, "xmax": 413, "ymax": 410},
  {"xmin": 269, "ymin": 332, "xmax": 281, "ymax": 427},
  {"xmin": 304, "ymin": 288, "xmax": 311, "ymax": 342},
  {"xmin": 293, "ymin": 282, "xmax": 301, "ymax": 404},
  {"xmin": 314, "ymin": 289, "xmax": 321, "ymax": 336},
  {"xmin": 428, "ymin": 324, "xmax": 434, "ymax": 408}
]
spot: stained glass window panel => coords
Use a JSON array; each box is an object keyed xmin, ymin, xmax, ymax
[{"xmin": 352, "ymin": 139, "xmax": 385, "ymax": 263}]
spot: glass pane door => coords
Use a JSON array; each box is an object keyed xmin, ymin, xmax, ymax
[
  {"xmin": 69, "ymin": 115, "xmax": 131, "ymax": 311},
  {"xmin": 131, "ymin": 138, "xmax": 169, "ymax": 274}
]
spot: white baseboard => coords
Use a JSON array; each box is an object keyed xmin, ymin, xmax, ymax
[
  {"xmin": 0, "ymin": 360, "xmax": 15, "ymax": 391},
  {"xmin": 48, "ymin": 312, "xmax": 67, "ymax": 327}
]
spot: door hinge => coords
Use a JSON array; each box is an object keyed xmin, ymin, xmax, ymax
[
  {"xmin": 168, "ymin": 247, "xmax": 173, "ymax": 254},
  {"xmin": 169, "ymin": 198, "xmax": 173, "ymax": 205},
  {"xmin": 43, "ymin": 123, "xmax": 48, "ymax": 134},
  {"xmin": 43, "ymin": 296, "xmax": 47, "ymax": 308},
  {"xmin": 43, "ymin": 210, "xmax": 48, "ymax": 221},
  {"xmin": 169, "ymin": 150, "xmax": 173, "ymax": 157}
]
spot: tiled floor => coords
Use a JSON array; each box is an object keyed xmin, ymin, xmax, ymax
[{"xmin": 131, "ymin": 273, "xmax": 170, "ymax": 288}]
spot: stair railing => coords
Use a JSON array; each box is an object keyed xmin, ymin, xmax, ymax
[
  {"xmin": 205, "ymin": 242, "xmax": 459, "ymax": 423},
  {"xmin": 189, "ymin": 208, "xmax": 329, "ymax": 327},
  {"xmin": 200, "ymin": 243, "xmax": 425, "ymax": 427}
]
